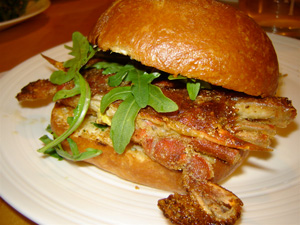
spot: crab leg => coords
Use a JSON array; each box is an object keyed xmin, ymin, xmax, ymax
[
  {"xmin": 158, "ymin": 178, "xmax": 243, "ymax": 225},
  {"xmin": 132, "ymin": 121, "xmax": 243, "ymax": 224},
  {"xmin": 132, "ymin": 119, "xmax": 217, "ymax": 181}
]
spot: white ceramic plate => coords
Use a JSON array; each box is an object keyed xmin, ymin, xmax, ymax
[
  {"xmin": 0, "ymin": 0, "xmax": 51, "ymax": 31},
  {"xmin": 0, "ymin": 33, "xmax": 299, "ymax": 225}
]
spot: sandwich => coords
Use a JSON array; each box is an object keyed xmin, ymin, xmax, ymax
[{"xmin": 16, "ymin": 0, "xmax": 297, "ymax": 224}]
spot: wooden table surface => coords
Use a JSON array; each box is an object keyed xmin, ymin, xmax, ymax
[{"xmin": 0, "ymin": 0, "xmax": 115, "ymax": 73}]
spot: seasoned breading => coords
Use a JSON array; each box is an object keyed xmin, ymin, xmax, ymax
[{"xmin": 16, "ymin": 68, "xmax": 296, "ymax": 154}]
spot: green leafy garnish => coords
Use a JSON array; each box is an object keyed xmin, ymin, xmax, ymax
[
  {"xmin": 130, "ymin": 71, "xmax": 160, "ymax": 108},
  {"xmin": 40, "ymin": 125, "xmax": 102, "ymax": 161},
  {"xmin": 38, "ymin": 32, "xmax": 102, "ymax": 161},
  {"xmin": 110, "ymin": 94, "xmax": 141, "ymax": 154},
  {"xmin": 148, "ymin": 84, "xmax": 178, "ymax": 112},
  {"xmin": 168, "ymin": 75, "xmax": 211, "ymax": 100},
  {"xmin": 187, "ymin": 82, "xmax": 201, "ymax": 101},
  {"xmin": 39, "ymin": 134, "xmax": 63, "ymax": 160},
  {"xmin": 56, "ymin": 138, "xmax": 102, "ymax": 161},
  {"xmin": 100, "ymin": 86, "xmax": 132, "ymax": 113},
  {"xmin": 92, "ymin": 123, "xmax": 109, "ymax": 131},
  {"xmin": 50, "ymin": 32, "xmax": 96, "ymax": 100},
  {"xmin": 92, "ymin": 61, "xmax": 178, "ymax": 154},
  {"xmin": 38, "ymin": 31, "xmax": 211, "ymax": 160}
]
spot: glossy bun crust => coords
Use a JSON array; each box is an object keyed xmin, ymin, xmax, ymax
[
  {"xmin": 51, "ymin": 103, "xmax": 249, "ymax": 192},
  {"xmin": 88, "ymin": 0, "xmax": 279, "ymax": 97}
]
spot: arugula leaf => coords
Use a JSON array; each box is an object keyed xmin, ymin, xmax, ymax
[
  {"xmin": 52, "ymin": 85, "xmax": 80, "ymax": 101},
  {"xmin": 168, "ymin": 74, "xmax": 211, "ymax": 100},
  {"xmin": 50, "ymin": 70, "xmax": 70, "ymax": 85},
  {"xmin": 67, "ymin": 116, "xmax": 74, "ymax": 126},
  {"xmin": 187, "ymin": 82, "xmax": 201, "ymax": 101},
  {"xmin": 50, "ymin": 32, "xmax": 96, "ymax": 86},
  {"xmin": 54, "ymin": 138, "xmax": 102, "ymax": 161},
  {"xmin": 91, "ymin": 60, "xmax": 179, "ymax": 154},
  {"xmin": 64, "ymin": 32, "xmax": 96, "ymax": 70},
  {"xmin": 92, "ymin": 61, "xmax": 121, "ymax": 72},
  {"xmin": 38, "ymin": 32, "xmax": 101, "ymax": 161},
  {"xmin": 67, "ymin": 137, "xmax": 80, "ymax": 155},
  {"xmin": 108, "ymin": 64, "xmax": 135, "ymax": 87},
  {"xmin": 148, "ymin": 84, "xmax": 178, "ymax": 112},
  {"xmin": 100, "ymin": 86, "xmax": 132, "ymax": 113},
  {"xmin": 40, "ymin": 126, "xmax": 102, "ymax": 161},
  {"xmin": 50, "ymin": 32, "xmax": 97, "ymax": 102},
  {"xmin": 167, "ymin": 74, "xmax": 187, "ymax": 80},
  {"xmin": 39, "ymin": 134, "xmax": 63, "ymax": 160},
  {"xmin": 38, "ymin": 75, "xmax": 91, "ymax": 154},
  {"xmin": 92, "ymin": 123, "xmax": 109, "ymax": 131},
  {"xmin": 92, "ymin": 62, "xmax": 135, "ymax": 87},
  {"xmin": 131, "ymin": 71, "xmax": 160, "ymax": 108},
  {"xmin": 110, "ymin": 94, "xmax": 141, "ymax": 154}
]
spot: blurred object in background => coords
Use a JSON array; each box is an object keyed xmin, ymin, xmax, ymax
[
  {"xmin": 0, "ymin": 0, "xmax": 38, "ymax": 22},
  {"xmin": 0, "ymin": 0, "xmax": 49, "ymax": 31},
  {"xmin": 239, "ymin": 0, "xmax": 300, "ymax": 38}
]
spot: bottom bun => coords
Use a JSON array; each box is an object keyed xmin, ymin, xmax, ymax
[{"xmin": 51, "ymin": 103, "xmax": 248, "ymax": 192}]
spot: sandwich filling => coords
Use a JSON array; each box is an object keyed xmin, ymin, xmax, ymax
[
  {"xmin": 17, "ymin": 54, "xmax": 296, "ymax": 225},
  {"xmin": 16, "ymin": 33, "xmax": 296, "ymax": 225}
]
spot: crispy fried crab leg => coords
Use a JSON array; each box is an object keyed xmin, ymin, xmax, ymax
[
  {"xmin": 158, "ymin": 178, "xmax": 243, "ymax": 225},
  {"xmin": 132, "ymin": 120, "xmax": 243, "ymax": 224}
]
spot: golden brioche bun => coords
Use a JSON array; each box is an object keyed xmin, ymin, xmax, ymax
[
  {"xmin": 88, "ymin": 0, "xmax": 279, "ymax": 97},
  {"xmin": 51, "ymin": 103, "xmax": 249, "ymax": 192}
]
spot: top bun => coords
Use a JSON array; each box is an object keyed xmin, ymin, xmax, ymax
[{"xmin": 88, "ymin": 0, "xmax": 279, "ymax": 97}]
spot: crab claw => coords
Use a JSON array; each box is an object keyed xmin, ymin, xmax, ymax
[{"xmin": 158, "ymin": 178, "xmax": 243, "ymax": 225}]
